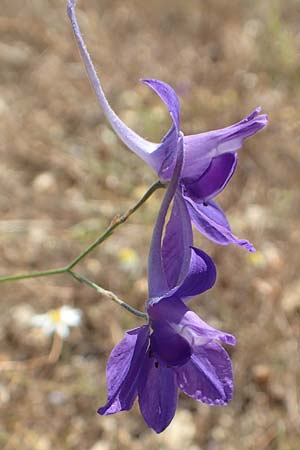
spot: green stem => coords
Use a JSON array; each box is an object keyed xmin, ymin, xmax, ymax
[
  {"xmin": 0, "ymin": 267, "xmax": 67, "ymax": 284},
  {"xmin": 0, "ymin": 180, "xmax": 164, "ymax": 284},
  {"xmin": 69, "ymin": 270, "xmax": 148, "ymax": 320},
  {"xmin": 66, "ymin": 179, "xmax": 164, "ymax": 270}
]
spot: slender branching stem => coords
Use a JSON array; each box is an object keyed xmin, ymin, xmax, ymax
[
  {"xmin": 0, "ymin": 180, "xmax": 163, "ymax": 284},
  {"xmin": 0, "ymin": 180, "xmax": 164, "ymax": 319},
  {"xmin": 0, "ymin": 267, "xmax": 68, "ymax": 284},
  {"xmin": 66, "ymin": 180, "xmax": 164, "ymax": 270},
  {"xmin": 69, "ymin": 270, "xmax": 148, "ymax": 319}
]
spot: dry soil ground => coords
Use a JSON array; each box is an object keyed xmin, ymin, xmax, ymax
[{"xmin": 0, "ymin": 0, "xmax": 300, "ymax": 449}]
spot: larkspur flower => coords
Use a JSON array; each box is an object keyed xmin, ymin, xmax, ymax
[
  {"xmin": 98, "ymin": 135, "xmax": 236, "ymax": 433},
  {"xmin": 68, "ymin": 0, "xmax": 268, "ymax": 252},
  {"xmin": 30, "ymin": 305, "xmax": 82, "ymax": 339}
]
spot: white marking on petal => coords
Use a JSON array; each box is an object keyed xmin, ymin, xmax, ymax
[{"xmin": 170, "ymin": 322, "xmax": 210, "ymax": 347}]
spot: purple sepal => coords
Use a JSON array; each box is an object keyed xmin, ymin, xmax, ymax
[
  {"xmin": 98, "ymin": 325, "xmax": 149, "ymax": 415},
  {"xmin": 148, "ymin": 135, "xmax": 184, "ymax": 298},
  {"xmin": 184, "ymin": 197, "xmax": 255, "ymax": 252},
  {"xmin": 148, "ymin": 244, "xmax": 217, "ymax": 307},
  {"xmin": 176, "ymin": 341, "xmax": 234, "ymax": 405},
  {"xmin": 141, "ymin": 79, "xmax": 181, "ymax": 181},
  {"xmin": 162, "ymin": 194, "xmax": 193, "ymax": 290},
  {"xmin": 150, "ymin": 321, "xmax": 192, "ymax": 366},
  {"xmin": 174, "ymin": 247, "xmax": 217, "ymax": 301},
  {"xmin": 148, "ymin": 298, "xmax": 236, "ymax": 347},
  {"xmin": 141, "ymin": 79, "xmax": 180, "ymax": 132},
  {"xmin": 183, "ymin": 153, "xmax": 237, "ymax": 202},
  {"xmin": 138, "ymin": 358, "xmax": 178, "ymax": 433},
  {"xmin": 182, "ymin": 108, "xmax": 268, "ymax": 180}
]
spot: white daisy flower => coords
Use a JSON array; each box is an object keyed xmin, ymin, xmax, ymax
[{"xmin": 30, "ymin": 306, "xmax": 82, "ymax": 339}]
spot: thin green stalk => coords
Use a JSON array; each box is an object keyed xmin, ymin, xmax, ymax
[
  {"xmin": 0, "ymin": 180, "xmax": 164, "ymax": 285},
  {"xmin": 69, "ymin": 270, "xmax": 148, "ymax": 320},
  {"xmin": 0, "ymin": 267, "xmax": 68, "ymax": 284},
  {"xmin": 66, "ymin": 180, "xmax": 164, "ymax": 270}
]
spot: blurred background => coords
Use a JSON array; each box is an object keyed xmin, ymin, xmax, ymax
[{"xmin": 0, "ymin": 0, "xmax": 300, "ymax": 449}]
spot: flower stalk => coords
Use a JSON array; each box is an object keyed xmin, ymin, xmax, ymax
[
  {"xmin": 69, "ymin": 271, "xmax": 148, "ymax": 320},
  {"xmin": 0, "ymin": 180, "xmax": 164, "ymax": 318}
]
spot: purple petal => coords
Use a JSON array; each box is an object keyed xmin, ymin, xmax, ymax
[
  {"xmin": 148, "ymin": 245, "xmax": 216, "ymax": 306},
  {"xmin": 138, "ymin": 358, "xmax": 178, "ymax": 433},
  {"xmin": 142, "ymin": 79, "xmax": 181, "ymax": 180},
  {"xmin": 181, "ymin": 310, "xmax": 236, "ymax": 346},
  {"xmin": 141, "ymin": 79, "xmax": 180, "ymax": 132},
  {"xmin": 98, "ymin": 325, "xmax": 149, "ymax": 415},
  {"xmin": 184, "ymin": 197, "xmax": 255, "ymax": 252},
  {"xmin": 182, "ymin": 108, "xmax": 268, "ymax": 180},
  {"xmin": 174, "ymin": 247, "xmax": 217, "ymax": 301},
  {"xmin": 148, "ymin": 296, "xmax": 187, "ymax": 322},
  {"xmin": 67, "ymin": 1, "xmax": 167, "ymax": 174},
  {"xmin": 148, "ymin": 298, "xmax": 236, "ymax": 347},
  {"xmin": 150, "ymin": 322, "xmax": 192, "ymax": 366},
  {"xmin": 183, "ymin": 153, "xmax": 237, "ymax": 201},
  {"xmin": 156, "ymin": 132, "xmax": 180, "ymax": 181},
  {"xmin": 176, "ymin": 341, "xmax": 234, "ymax": 405},
  {"xmin": 148, "ymin": 135, "xmax": 184, "ymax": 300},
  {"xmin": 162, "ymin": 193, "xmax": 193, "ymax": 290}
]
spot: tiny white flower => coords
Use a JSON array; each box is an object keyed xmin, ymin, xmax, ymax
[{"xmin": 30, "ymin": 306, "xmax": 82, "ymax": 339}]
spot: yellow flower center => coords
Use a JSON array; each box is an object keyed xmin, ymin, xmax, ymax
[
  {"xmin": 49, "ymin": 308, "xmax": 61, "ymax": 324},
  {"xmin": 118, "ymin": 247, "xmax": 138, "ymax": 264}
]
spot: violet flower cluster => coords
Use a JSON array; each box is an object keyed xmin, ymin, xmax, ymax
[{"xmin": 68, "ymin": 0, "xmax": 268, "ymax": 433}]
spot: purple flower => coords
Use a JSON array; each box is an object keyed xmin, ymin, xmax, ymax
[
  {"xmin": 98, "ymin": 130, "xmax": 236, "ymax": 433},
  {"xmin": 68, "ymin": 0, "xmax": 268, "ymax": 252},
  {"xmin": 98, "ymin": 298, "xmax": 235, "ymax": 433}
]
